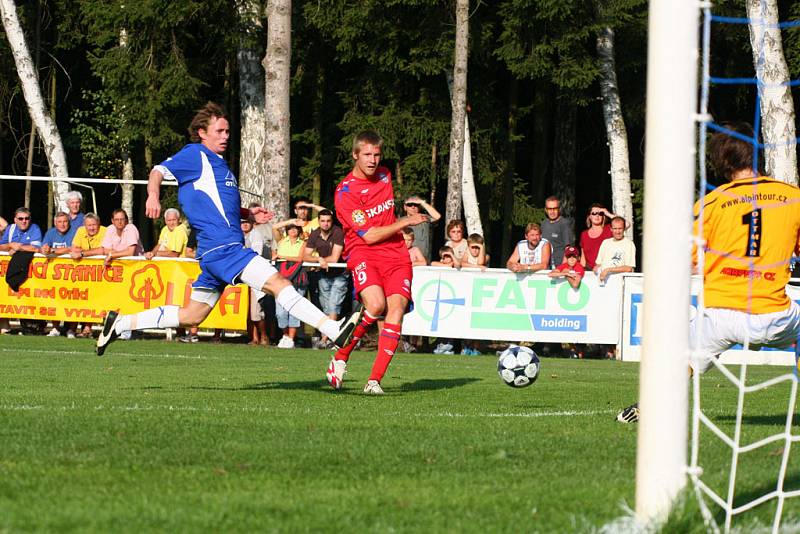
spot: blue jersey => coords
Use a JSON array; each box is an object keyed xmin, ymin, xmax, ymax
[
  {"xmin": 1, "ymin": 223, "xmax": 42, "ymax": 247},
  {"xmin": 42, "ymin": 226, "xmax": 77, "ymax": 249},
  {"xmin": 154, "ymin": 143, "xmax": 243, "ymax": 258}
]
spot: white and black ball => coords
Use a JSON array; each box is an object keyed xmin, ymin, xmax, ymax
[{"xmin": 497, "ymin": 345, "xmax": 540, "ymax": 388}]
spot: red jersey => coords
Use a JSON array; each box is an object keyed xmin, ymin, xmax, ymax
[
  {"xmin": 555, "ymin": 261, "xmax": 586, "ymax": 276},
  {"xmin": 580, "ymin": 225, "xmax": 612, "ymax": 269},
  {"xmin": 334, "ymin": 166, "xmax": 408, "ymax": 263}
]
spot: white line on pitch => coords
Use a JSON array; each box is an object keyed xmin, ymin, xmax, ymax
[
  {"xmin": 0, "ymin": 348, "xmax": 206, "ymax": 359},
  {"xmin": 432, "ymin": 410, "xmax": 615, "ymax": 418}
]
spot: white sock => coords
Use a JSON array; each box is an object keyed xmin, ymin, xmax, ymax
[
  {"xmin": 116, "ymin": 305, "xmax": 180, "ymax": 335},
  {"xmin": 275, "ymin": 286, "xmax": 338, "ymax": 338}
]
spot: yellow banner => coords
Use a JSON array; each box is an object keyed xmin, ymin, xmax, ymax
[{"xmin": 0, "ymin": 255, "xmax": 247, "ymax": 330}]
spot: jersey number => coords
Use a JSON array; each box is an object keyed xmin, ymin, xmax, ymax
[{"xmin": 741, "ymin": 209, "xmax": 762, "ymax": 257}]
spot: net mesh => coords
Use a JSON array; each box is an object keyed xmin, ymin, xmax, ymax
[{"xmin": 691, "ymin": 4, "xmax": 800, "ymax": 532}]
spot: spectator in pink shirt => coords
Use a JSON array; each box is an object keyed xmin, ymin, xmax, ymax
[{"xmin": 101, "ymin": 209, "xmax": 143, "ymax": 265}]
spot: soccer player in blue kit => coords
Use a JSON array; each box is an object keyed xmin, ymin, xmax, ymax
[{"xmin": 97, "ymin": 102, "xmax": 360, "ymax": 355}]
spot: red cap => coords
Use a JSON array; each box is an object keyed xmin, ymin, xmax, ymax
[{"xmin": 564, "ymin": 245, "xmax": 579, "ymax": 258}]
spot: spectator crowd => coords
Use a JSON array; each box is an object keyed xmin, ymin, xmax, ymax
[{"xmin": 0, "ymin": 190, "xmax": 635, "ymax": 358}]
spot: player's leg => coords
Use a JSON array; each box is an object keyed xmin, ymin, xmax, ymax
[
  {"xmin": 241, "ymin": 255, "xmax": 360, "ymax": 346},
  {"xmin": 363, "ymin": 261, "xmax": 412, "ymax": 394},
  {"xmin": 326, "ymin": 285, "xmax": 383, "ymax": 390},
  {"xmin": 364, "ymin": 293, "xmax": 407, "ymax": 394},
  {"xmin": 97, "ymin": 292, "xmax": 215, "ymax": 356}
]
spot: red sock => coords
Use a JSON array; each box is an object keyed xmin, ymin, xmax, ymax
[
  {"xmin": 334, "ymin": 311, "xmax": 377, "ymax": 362},
  {"xmin": 369, "ymin": 323, "xmax": 401, "ymax": 382}
]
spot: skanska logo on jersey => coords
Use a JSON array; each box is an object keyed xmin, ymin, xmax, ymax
[
  {"xmin": 415, "ymin": 277, "xmax": 588, "ymax": 333},
  {"xmin": 365, "ymin": 199, "xmax": 394, "ymax": 219}
]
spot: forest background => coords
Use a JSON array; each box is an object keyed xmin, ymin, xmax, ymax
[{"xmin": 0, "ymin": 0, "xmax": 792, "ymax": 265}]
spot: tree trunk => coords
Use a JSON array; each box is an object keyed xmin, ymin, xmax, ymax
[
  {"xmin": 0, "ymin": 0, "xmax": 70, "ymax": 210},
  {"xmin": 238, "ymin": 0, "xmax": 267, "ymax": 207},
  {"xmin": 597, "ymin": 26, "xmax": 634, "ymax": 238},
  {"xmin": 531, "ymin": 80, "xmax": 551, "ymax": 204},
  {"xmin": 447, "ymin": 70, "xmax": 481, "ymax": 236},
  {"xmin": 501, "ymin": 79, "xmax": 518, "ymax": 263},
  {"xmin": 263, "ymin": 0, "xmax": 291, "ymax": 221},
  {"xmin": 747, "ymin": 0, "xmax": 798, "ymax": 184},
  {"xmin": 119, "ymin": 26, "xmax": 134, "ymax": 219},
  {"xmin": 461, "ymin": 115, "xmax": 482, "ymax": 236},
  {"xmin": 311, "ymin": 66, "xmax": 324, "ymax": 204},
  {"xmin": 25, "ymin": 123, "xmax": 35, "ymax": 208},
  {"xmin": 122, "ymin": 151, "xmax": 134, "ymax": 217},
  {"xmin": 445, "ymin": 0, "xmax": 469, "ymax": 227},
  {"xmin": 552, "ymin": 99, "xmax": 577, "ymax": 218},
  {"xmin": 430, "ymin": 140, "xmax": 438, "ymax": 207},
  {"xmin": 47, "ymin": 62, "xmax": 56, "ymax": 223}
]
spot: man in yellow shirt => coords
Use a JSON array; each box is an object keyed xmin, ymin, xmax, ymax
[
  {"xmin": 144, "ymin": 208, "xmax": 189, "ymax": 259},
  {"xmin": 690, "ymin": 123, "xmax": 800, "ymax": 374},
  {"xmin": 618, "ymin": 123, "xmax": 800, "ymax": 423},
  {"xmin": 70, "ymin": 213, "xmax": 107, "ymax": 258}
]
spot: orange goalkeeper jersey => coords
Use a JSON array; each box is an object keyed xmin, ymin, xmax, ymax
[{"xmin": 694, "ymin": 176, "xmax": 800, "ymax": 313}]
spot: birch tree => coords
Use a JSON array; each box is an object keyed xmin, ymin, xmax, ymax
[
  {"xmin": 446, "ymin": 71, "xmax": 481, "ymax": 235},
  {"xmin": 747, "ymin": 0, "xmax": 798, "ymax": 185},
  {"xmin": 445, "ymin": 0, "xmax": 469, "ymax": 226},
  {"xmin": 0, "ymin": 0, "xmax": 69, "ymax": 210},
  {"xmin": 597, "ymin": 24, "xmax": 634, "ymax": 238},
  {"xmin": 238, "ymin": 0, "xmax": 268, "ymax": 206},
  {"xmin": 119, "ymin": 26, "xmax": 133, "ymax": 218},
  {"xmin": 263, "ymin": 0, "xmax": 291, "ymax": 220}
]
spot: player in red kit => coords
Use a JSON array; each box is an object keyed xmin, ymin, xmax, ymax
[{"xmin": 327, "ymin": 130, "xmax": 429, "ymax": 394}]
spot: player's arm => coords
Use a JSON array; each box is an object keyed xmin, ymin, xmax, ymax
[
  {"xmin": 146, "ymin": 168, "xmax": 164, "ymax": 219},
  {"xmin": 359, "ymin": 213, "xmax": 428, "ymax": 245}
]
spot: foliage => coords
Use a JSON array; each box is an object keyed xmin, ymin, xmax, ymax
[
  {"xmin": 1, "ymin": 0, "xmax": 662, "ymax": 261},
  {"xmin": 77, "ymin": 0, "xmax": 234, "ymax": 153},
  {"xmin": 69, "ymin": 89, "xmax": 125, "ymax": 179}
]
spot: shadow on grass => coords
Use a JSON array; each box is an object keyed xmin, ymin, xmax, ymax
[
  {"xmin": 398, "ymin": 377, "xmax": 480, "ymax": 392},
  {"xmin": 188, "ymin": 380, "xmax": 328, "ymax": 392},
  {"xmin": 188, "ymin": 377, "xmax": 480, "ymax": 394}
]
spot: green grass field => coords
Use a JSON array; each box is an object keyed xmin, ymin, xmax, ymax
[{"xmin": 1, "ymin": 336, "xmax": 798, "ymax": 533}]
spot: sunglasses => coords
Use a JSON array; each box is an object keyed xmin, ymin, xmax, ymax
[
  {"xmin": 469, "ymin": 245, "xmax": 481, "ymax": 250},
  {"xmin": 16, "ymin": 216, "xmax": 30, "ymax": 221},
  {"xmin": 590, "ymin": 212, "xmax": 603, "ymax": 216}
]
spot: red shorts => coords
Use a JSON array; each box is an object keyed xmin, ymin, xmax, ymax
[{"xmin": 348, "ymin": 256, "xmax": 413, "ymax": 300}]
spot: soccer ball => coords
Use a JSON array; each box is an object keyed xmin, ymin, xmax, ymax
[{"xmin": 497, "ymin": 345, "xmax": 540, "ymax": 388}]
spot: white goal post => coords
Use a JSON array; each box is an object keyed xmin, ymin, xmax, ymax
[{"xmin": 636, "ymin": 0, "xmax": 698, "ymax": 523}]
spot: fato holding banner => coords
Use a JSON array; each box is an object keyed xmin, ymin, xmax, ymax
[
  {"xmin": 402, "ymin": 267, "xmax": 623, "ymax": 343},
  {"xmin": 0, "ymin": 255, "xmax": 247, "ymax": 330}
]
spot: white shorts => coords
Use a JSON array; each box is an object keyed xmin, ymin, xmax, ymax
[
  {"xmin": 190, "ymin": 255, "xmax": 277, "ymax": 309},
  {"xmin": 690, "ymin": 302, "xmax": 800, "ymax": 373}
]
